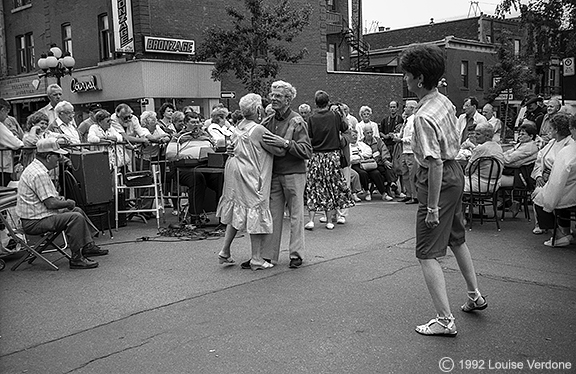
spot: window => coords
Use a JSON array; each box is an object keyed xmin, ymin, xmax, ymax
[
  {"xmin": 62, "ymin": 23, "xmax": 72, "ymax": 55},
  {"xmin": 485, "ymin": 35, "xmax": 492, "ymax": 43},
  {"xmin": 514, "ymin": 39, "xmax": 521, "ymax": 56},
  {"xmin": 13, "ymin": 0, "xmax": 31, "ymax": 8},
  {"xmin": 326, "ymin": 0, "xmax": 335, "ymax": 11},
  {"xmin": 476, "ymin": 62, "xmax": 484, "ymax": 89},
  {"xmin": 98, "ymin": 13, "xmax": 113, "ymax": 61},
  {"xmin": 16, "ymin": 32, "xmax": 34, "ymax": 73},
  {"xmin": 327, "ymin": 44, "xmax": 336, "ymax": 72},
  {"xmin": 461, "ymin": 61, "xmax": 469, "ymax": 88}
]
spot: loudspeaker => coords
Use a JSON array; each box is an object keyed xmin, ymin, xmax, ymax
[{"xmin": 68, "ymin": 151, "xmax": 113, "ymax": 204}]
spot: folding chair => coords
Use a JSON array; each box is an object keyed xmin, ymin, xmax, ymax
[
  {"xmin": 0, "ymin": 189, "xmax": 71, "ymax": 271},
  {"xmin": 462, "ymin": 156, "xmax": 502, "ymax": 231}
]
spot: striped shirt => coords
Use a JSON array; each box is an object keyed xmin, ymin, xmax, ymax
[
  {"xmin": 412, "ymin": 89, "xmax": 460, "ymax": 168},
  {"xmin": 16, "ymin": 159, "xmax": 60, "ymax": 220}
]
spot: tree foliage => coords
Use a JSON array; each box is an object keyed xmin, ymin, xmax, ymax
[
  {"xmin": 496, "ymin": 0, "xmax": 576, "ymax": 62},
  {"xmin": 196, "ymin": 0, "xmax": 312, "ymax": 96}
]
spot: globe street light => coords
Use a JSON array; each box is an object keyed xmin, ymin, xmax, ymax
[{"xmin": 37, "ymin": 45, "xmax": 75, "ymax": 86}]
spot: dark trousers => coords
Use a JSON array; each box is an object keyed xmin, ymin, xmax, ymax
[
  {"xmin": 351, "ymin": 164, "xmax": 386, "ymax": 194},
  {"xmin": 534, "ymin": 204, "xmax": 573, "ymax": 230},
  {"xmin": 21, "ymin": 207, "xmax": 95, "ymax": 259},
  {"xmin": 178, "ymin": 170, "xmax": 222, "ymax": 215}
]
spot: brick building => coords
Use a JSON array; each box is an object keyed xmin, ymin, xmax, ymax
[
  {"xmin": 362, "ymin": 15, "xmax": 526, "ymax": 115},
  {"xmin": 0, "ymin": 0, "xmax": 403, "ymax": 126}
]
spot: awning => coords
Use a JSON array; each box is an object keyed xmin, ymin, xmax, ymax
[{"xmin": 6, "ymin": 95, "xmax": 47, "ymax": 104}]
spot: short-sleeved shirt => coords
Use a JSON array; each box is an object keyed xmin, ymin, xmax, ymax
[
  {"xmin": 307, "ymin": 108, "xmax": 347, "ymax": 152},
  {"xmin": 16, "ymin": 158, "xmax": 60, "ymax": 220},
  {"xmin": 412, "ymin": 90, "xmax": 460, "ymax": 168}
]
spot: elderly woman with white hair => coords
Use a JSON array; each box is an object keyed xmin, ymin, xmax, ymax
[
  {"xmin": 139, "ymin": 110, "xmax": 171, "ymax": 161},
  {"xmin": 207, "ymin": 106, "xmax": 233, "ymax": 147},
  {"xmin": 464, "ymin": 122, "xmax": 504, "ymax": 192},
  {"xmin": 538, "ymin": 98, "xmax": 562, "ymax": 145},
  {"xmin": 216, "ymin": 93, "xmax": 286, "ymax": 270},
  {"xmin": 356, "ymin": 106, "xmax": 380, "ymax": 142}
]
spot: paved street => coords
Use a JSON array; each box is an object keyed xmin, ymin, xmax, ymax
[{"xmin": 1, "ymin": 200, "xmax": 575, "ymax": 374}]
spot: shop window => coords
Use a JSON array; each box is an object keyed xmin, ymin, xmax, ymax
[
  {"xmin": 98, "ymin": 13, "xmax": 113, "ymax": 61},
  {"xmin": 62, "ymin": 23, "xmax": 73, "ymax": 55},
  {"xmin": 16, "ymin": 32, "xmax": 34, "ymax": 73},
  {"xmin": 461, "ymin": 61, "xmax": 469, "ymax": 89},
  {"xmin": 476, "ymin": 62, "xmax": 484, "ymax": 89}
]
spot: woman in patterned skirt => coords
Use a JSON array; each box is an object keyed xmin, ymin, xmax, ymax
[{"xmin": 304, "ymin": 90, "xmax": 354, "ymax": 230}]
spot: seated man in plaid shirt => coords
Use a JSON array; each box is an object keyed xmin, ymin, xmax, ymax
[{"xmin": 16, "ymin": 138, "xmax": 108, "ymax": 269}]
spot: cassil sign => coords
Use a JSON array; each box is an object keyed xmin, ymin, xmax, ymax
[
  {"xmin": 144, "ymin": 36, "xmax": 195, "ymax": 55},
  {"xmin": 70, "ymin": 75, "xmax": 102, "ymax": 93}
]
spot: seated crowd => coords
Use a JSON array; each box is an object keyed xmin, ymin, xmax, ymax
[{"xmin": 1, "ymin": 82, "xmax": 575, "ymax": 274}]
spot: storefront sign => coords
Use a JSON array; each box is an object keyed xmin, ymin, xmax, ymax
[
  {"xmin": 0, "ymin": 74, "xmax": 46, "ymax": 100},
  {"xmin": 70, "ymin": 75, "xmax": 102, "ymax": 93},
  {"xmin": 112, "ymin": 0, "xmax": 134, "ymax": 53},
  {"xmin": 144, "ymin": 36, "xmax": 195, "ymax": 55}
]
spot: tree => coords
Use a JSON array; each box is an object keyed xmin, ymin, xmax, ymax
[
  {"xmin": 196, "ymin": 0, "xmax": 312, "ymax": 96},
  {"xmin": 486, "ymin": 30, "xmax": 537, "ymax": 140},
  {"xmin": 496, "ymin": 0, "xmax": 576, "ymax": 92}
]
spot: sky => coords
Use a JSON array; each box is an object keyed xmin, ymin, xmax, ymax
[{"xmin": 362, "ymin": 0, "xmax": 521, "ymax": 33}]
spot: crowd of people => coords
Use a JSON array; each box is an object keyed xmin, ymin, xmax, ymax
[{"xmin": 1, "ymin": 42, "xmax": 575, "ymax": 336}]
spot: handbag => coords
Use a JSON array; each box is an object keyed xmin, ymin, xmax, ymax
[{"xmin": 360, "ymin": 159, "xmax": 377, "ymax": 171}]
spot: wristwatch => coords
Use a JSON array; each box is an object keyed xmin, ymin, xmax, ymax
[{"xmin": 284, "ymin": 140, "xmax": 290, "ymax": 149}]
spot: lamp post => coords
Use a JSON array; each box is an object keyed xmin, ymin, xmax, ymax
[{"xmin": 37, "ymin": 45, "xmax": 75, "ymax": 86}]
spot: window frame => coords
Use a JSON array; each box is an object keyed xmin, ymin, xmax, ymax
[
  {"xmin": 61, "ymin": 23, "xmax": 73, "ymax": 55},
  {"xmin": 461, "ymin": 61, "xmax": 469, "ymax": 89},
  {"xmin": 476, "ymin": 62, "xmax": 484, "ymax": 89},
  {"xmin": 16, "ymin": 32, "xmax": 34, "ymax": 73},
  {"xmin": 98, "ymin": 13, "xmax": 113, "ymax": 61}
]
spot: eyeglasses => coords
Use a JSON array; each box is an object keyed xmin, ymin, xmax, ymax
[
  {"xmin": 49, "ymin": 153, "xmax": 63, "ymax": 160},
  {"xmin": 269, "ymin": 93, "xmax": 286, "ymax": 99},
  {"xmin": 122, "ymin": 114, "xmax": 133, "ymax": 121}
]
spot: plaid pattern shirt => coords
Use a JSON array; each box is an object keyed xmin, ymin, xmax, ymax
[
  {"xmin": 412, "ymin": 89, "xmax": 460, "ymax": 168},
  {"xmin": 16, "ymin": 159, "xmax": 60, "ymax": 220}
]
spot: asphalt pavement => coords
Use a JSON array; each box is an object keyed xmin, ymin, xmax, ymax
[{"xmin": 1, "ymin": 199, "xmax": 575, "ymax": 374}]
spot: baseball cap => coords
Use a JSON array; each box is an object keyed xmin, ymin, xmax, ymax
[{"xmin": 36, "ymin": 138, "xmax": 68, "ymax": 154}]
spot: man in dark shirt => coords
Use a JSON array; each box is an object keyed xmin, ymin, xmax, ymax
[
  {"xmin": 379, "ymin": 101, "xmax": 403, "ymax": 154},
  {"xmin": 257, "ymin": 80, "xmax": 312, "ymax": 269},
  {"xmin": 524, "ymin": 95, "xmax": 546, "ymax": 132}
]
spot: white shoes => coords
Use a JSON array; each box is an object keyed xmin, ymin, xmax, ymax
[
  {"xmin": 304, "ymin": 221, "xmax": 314, "ymax": 230},
  {"xmin": 352, "ymin": 193, "xmax": 362, "ymax": 202},
  {"xmin": 365, "ymin": 194, "xmax": 372, "ymax": 201},
  {"xmin": 382, "ymin": 194, "xmax": 394, "ymax": 201},
  {"xmin": 326, "ymin": 222, "xmax": 335, "ymax": 230},
  {"xmin": 544, "ymin": 234, "xmax": 573, "ymax": 247},
  {"xmin": 336, "ymin": 216, "xmax": 346, "ymax": 224}
]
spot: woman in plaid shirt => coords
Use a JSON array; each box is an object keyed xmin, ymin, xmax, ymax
[{"xmin": 400, "ymin": 44, "xmax": 487, "ymax": 337}]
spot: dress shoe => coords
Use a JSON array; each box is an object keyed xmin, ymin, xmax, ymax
[
  {"xmin": 289, "ymin": 253, "xmax": 303, "ymax": 268},
  {"xmin": 82, "ymin": 243, "xmax": 109, "ymax": 257},
  {"xmin": 241, "ymin": 258, "xmax": 271, "ymax": 269},
  {"xmin": 250, "ymin": 260, "xmax": 274, "ymax": 271},
  {"xmin": 69, "ymin": 257, "xmax": 99, "ymax": 269},
  {"xmin": 405, "ymin": 198, "xmax": 419, "ymax": 205}
]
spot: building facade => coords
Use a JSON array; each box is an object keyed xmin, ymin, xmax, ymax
[{"xmin": 0, "ymin": 0, "xmax": 403, "ymax": 127}]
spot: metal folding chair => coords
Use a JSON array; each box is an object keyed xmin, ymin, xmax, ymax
[
  {"xmin": 0, "ymin": 190, "xmax": 70, "ymax": 271},
  {"xmin": 462, "ymin": 156, "xmax": 502, "ymax": 231}
]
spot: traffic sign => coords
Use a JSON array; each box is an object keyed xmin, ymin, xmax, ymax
[
  {"xmin": 563, "ymin": 57, "xmax": 574, "ymax": 77},
  {"xmin": 221, "ymin": 91, "xmax": 236, "ymax": 99}
]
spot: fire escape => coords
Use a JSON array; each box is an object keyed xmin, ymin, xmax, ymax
[
  {"xmin": 326, "ymin": 10, "xmax": 370, "ymax": 72},
  {"xmin": 343, "ymin": 28, "xmax": 370, "ymax": 71}
]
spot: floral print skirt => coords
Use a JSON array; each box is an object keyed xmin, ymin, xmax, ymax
[{"xmin": 305, "ymin": 150, "xmax": 355, "ymax": 212}]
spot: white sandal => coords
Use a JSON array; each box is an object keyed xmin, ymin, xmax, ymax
[{"xmin": 415, "ymin": 315, "xmax": 457, "ymax": 336}]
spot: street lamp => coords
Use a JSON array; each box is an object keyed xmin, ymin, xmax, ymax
[{"xmin": 37, "ymin": 45, "xmax": 75, "ymax": 86}]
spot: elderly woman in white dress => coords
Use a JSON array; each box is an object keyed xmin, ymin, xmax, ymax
[
  {"xmin": 356, "ymin": 106, "xmax": 380, "ymax": 142},
  {"xmin": 216, "ymin": 93, "xmax": 286, "ymax": 270}
]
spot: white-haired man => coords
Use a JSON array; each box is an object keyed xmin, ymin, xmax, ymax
[
  {"xmin": 399, "ymin": 100, "xmax": 419, "ymax": 204},
  {"xmin": 482, "ymin": 103, "xmax": 502, "ymax": 143},
  {"xmin": 242, "ymin": 80, "xmax": 312, "ymax": 269},
  {"xmin": 46, "ymin": 101, "xmax": 80, "ymax": 144},
  {"xmin": 39, "ymin": 84, "xmax": 63, "ymax": 123}
]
